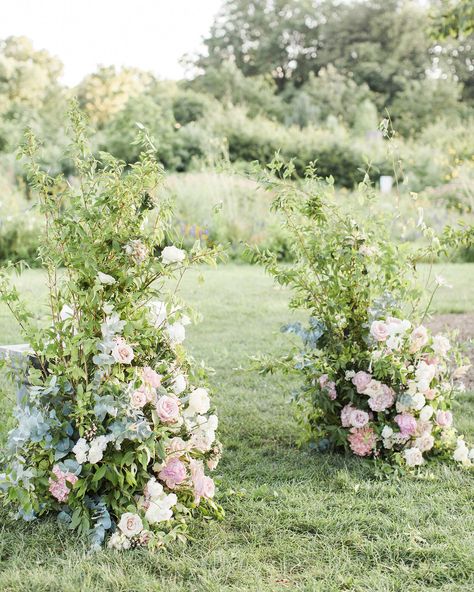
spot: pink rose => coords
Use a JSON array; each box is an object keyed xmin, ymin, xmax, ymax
[
  {"xmin": 142, "ymin": 366, "xmax": 162, "ymax": 388},
  {"xmin": 131, "ymin": 388, "xmax": 148, "ymax": 408},
  {"xmin": 319, "ymin": 375, "xmax": 337, "ymax": 400},
  {"xmin": 370, "ymin": 320, "xmax": 389, "ymax": 342},
  {"xmin": 424, "ymin": 388, "xmax": 437, "ymax": 400},
  {"xmin": 112, "ymin": 338, "xmax": 134, "ymax": 364},
  {"xmin": 190, "ymin": 460, "xmax": 215, "ymax": 504},
  {"xmin": 352, "ymin": 371, "xmax": 372, "ymax": 394},
  {"xmin": 341, "ymin": 404, "xmax": 355, "ymax": 428},
  {"xmin": 410, "ymin": 325, "xmax": 429, "ymax": 353},
  {"xmin": 435, "ymin": 410, "xmax": 453, "ymax": 428},
  {"xmin": 394, "ymin": 413, "xmax": 417, "ymax": 436},
  {"xmin": 158, "ymin": 457, "xmax": 187, "ymax": 489},
  {"xmin": 156, "ymin": 395, "xmax": 180, "ymax": 423}
]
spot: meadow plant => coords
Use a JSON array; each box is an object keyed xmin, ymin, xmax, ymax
[{"xmin": 0, "ymin": 104, "xmax": 223, "ymax": 549}]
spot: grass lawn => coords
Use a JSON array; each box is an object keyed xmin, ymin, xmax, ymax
[{"xmin": 0, "ymin": 264, "xmax": 473, "ymax": 591}]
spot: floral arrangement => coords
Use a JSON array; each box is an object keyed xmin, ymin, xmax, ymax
[
  {"xmin": 0, "ymin": 105, "xmax": 223, "ymax": 550},
  {"xmin": 252, "ymin": 157, "xmax": 473, "ymax": 469}
]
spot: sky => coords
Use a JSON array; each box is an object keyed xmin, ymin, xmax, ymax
[{"xmin": 1, "ymin": 0, "xmax": 223, "ymax": 86}]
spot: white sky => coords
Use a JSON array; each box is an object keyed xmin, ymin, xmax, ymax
[{"xmin": 1, "ymin": 0, "xmax": 223, "ymax": 86}]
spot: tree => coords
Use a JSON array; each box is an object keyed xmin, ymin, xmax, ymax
[
  {"xmin": 195, "ymin": 0, "xmax": 433, "ymax": 105},
  {"xmin": 196, "ymin": 0, "xmax": 333, "ymax": 91},
  {"xmin": 431, "ymin": 0, "xmax": 474, "ymax": 39},
  {"xmin": 76, "ymin": 66, "xmax": 154, "ymax": 128},
  {"xmin": 0, "ymin": 37, "xmax": 66, "ymax": 152}
]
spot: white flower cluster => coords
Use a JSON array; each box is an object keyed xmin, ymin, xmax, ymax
[{"xmin": 72, "ymin": 435, "xmax": 113, "ymax": 465}]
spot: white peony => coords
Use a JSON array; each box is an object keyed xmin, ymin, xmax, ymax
[
  {"xmin": 404, "ymin": 447, "xmax": 424, "ymax": 467},
  {"xmin": 118, "ymin": 512, "xmax": 143, "ymax": 537},
  {"xmin": 171, "ymin": 373, "xmax": 187, "ymax": 395},
  {"xmin": 145, "ymin": 493, "xmax": 177, "ymax": 524},
  {"xmin": 453, "ymin": 439, "xmax": 470, "ymax": 464},
  {"xmin": 411, "ymin": 393, "xmax": 426, "ymax": 411},
  {"xmin": 167, "ymin": 322, "xmax": 186, "ymax": 344},
  {"xmin": 72, "ymin": 438, "xmax": 90, "ymax": 464},
  {"xmin": 187, "ymin": 388, "xmax": 211, "ymax": 415},
  {"xmin": 161, "ymin": 246, "xmax": 186, "ymax": 265},
  {"xmin": 145, "ymin": 477, "xmax": 164, "ymax": 499},
  {"xmin": 97, "ymin": 271, "xmax": 116, "ymax": 285},
  {"xmin": 432, "ymin": 335, "xmax": 451, "ymax": 357},
  {"xmin": 419, "ymin": 405, "xmax": 434, "ymax": 422}
]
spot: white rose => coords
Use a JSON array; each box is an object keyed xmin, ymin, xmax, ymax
[
  {"xmin": 433, "ymin": 335, "xmax": 451, "ymax": 357},
  {"xmin": 118, "ymin": 512, "xmax": 143, "ymax": 537},
  {"xmin": 381, "ymin": 425, "xmax": 393, "ymax": 439},
  {"xmin": 72, "ymin": 438, "xmax": 89, "ymax": 464},
  {"xmin": 415, "ymin": 361, "xmax": 436, "ymax": 393},
  {"xmin": 187, "ymin": 388, "xmax": 211, "ymax": 415},
  {"xmin": 97, "ymin": 271, "xmax": 116, "ymax": 285},
  {"xmin": 88, "ymin": 435, "xmax": 110, "ymax": 464},
  {"xmin": 419, "ymin": 405, "xmax": 434, "ymax": 422},
  {"xmin": 167, "ymin": 322, "xmax": 186, "ymax": 344},
  {"xmin": 404, "ymin": 447, "xmax": 424, "ymax": 467},
  {"xmin": 171, "ymin": 374, "xmax": 187, "ymax": 395},
  {"xmin": 161, "ymin": 246, "xmax": 186, "ymax": 265}
]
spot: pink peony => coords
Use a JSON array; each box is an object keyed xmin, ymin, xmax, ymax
[
  {"xmin": 156, "ymin": 395, "xmax": 180, "ymax": 423},
  {"xmin": 352, "ymin": 371, "xmax": 372, "ymax": 394},
  {"xmin": 370, "ymin": 320, "xmax": 389, "ymax": 342},
  {"xmin": 350, "ymin": 408, "xmax": 370, "ymax": 428},
  {"xmin": 435, "ymin": 410, "xmax": 453, "ymax": 428},
  {"xmin": 158, "ymin": 457, "xmax": 187, "ymax": 489},
  {"xmin": 341, "ymin": 404, "xmax": 355, "ymax": 428},
  {"xmin": 347, "ymin": 426, "xmax": 377, "ymax": 456},
  {"xmin": 318, "ymin": 374, "xmax": 329, "ymax": 388},
  {"xmin": 394, "ymin": 413, "xmax": 417, "ymax": 436},
  {"xmin": 368, "ymin": 384, "xmax": 395, "ymax": 412},
  {"xmin": 142, "ymin": 366, "xmax": 162, "ymax": 388},
  {"xmin": 112, "ymin": 338, "xmax": 134, "ymax": 364}
]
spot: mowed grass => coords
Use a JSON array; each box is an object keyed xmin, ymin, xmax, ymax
[{"xmin": 0, "ymin": 264, "xmax": 473, "ymax": 592}]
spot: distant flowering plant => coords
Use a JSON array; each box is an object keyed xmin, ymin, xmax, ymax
[
  {"xmin": 0, "ymin": 104, "xmax": 224, "ymax": 550},
  {"xmin": 252, "ymin": 157, "xmax": 472, "ymax": 470}
]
